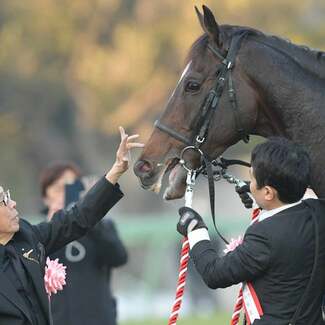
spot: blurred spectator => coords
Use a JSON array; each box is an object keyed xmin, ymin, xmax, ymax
[{"xmin": 40, "ymin": 161, "xmax": 128, "ymax": 325}]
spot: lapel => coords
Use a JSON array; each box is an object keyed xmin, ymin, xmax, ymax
[
  {"xmin": 0, "ymin": 270, "xmax": 33, "ymax": 324},
  {"xmin": 20, "ymin": 254, "xmax": 51, "ymax": 321}
]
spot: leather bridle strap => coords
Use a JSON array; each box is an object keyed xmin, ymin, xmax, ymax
[
  {"xmin": 154, "ymin": 120, "xmax": 192, "ymax": 146},
  {"xmin": 228, "ymin": 73, "xmax": 249, "ymax": 143},
  {"xmin": 203, "ymin": 153, "xmax": 229, "ymax": 244},
  {"xmin": 202, "ymin": 31, "xmax": 250, "ymax": 145}
]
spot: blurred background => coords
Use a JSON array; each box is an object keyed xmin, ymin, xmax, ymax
[{"xmin": 0, "ymin": 0, "xmax": 324, "ymax": 324}]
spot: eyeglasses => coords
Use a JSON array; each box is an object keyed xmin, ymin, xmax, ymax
[{"xmin": 0, "ymin": 190, "xmax": 11, "ymax": 207}]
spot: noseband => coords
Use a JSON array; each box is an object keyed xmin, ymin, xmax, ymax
[{"xmin": 154, "ymin": 31, "xmax": 250, "ymax": 149}]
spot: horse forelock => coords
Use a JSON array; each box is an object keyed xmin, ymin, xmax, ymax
[{"xmin": 186, "ymin": 33, "xmax": 209, "ymax": 64}]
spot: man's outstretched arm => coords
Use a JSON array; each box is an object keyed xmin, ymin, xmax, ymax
[{"xmin": 177, "ymin": 207, "xmax": 271, "ymax": 289}]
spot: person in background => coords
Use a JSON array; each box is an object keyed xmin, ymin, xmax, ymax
[
  {"xmin": 40, "ymin": 160, "xmax": 128, "ymax": 325},
  {"xmin": 0, "ymin": 126, "xmax": 143, "ymax": 325}
]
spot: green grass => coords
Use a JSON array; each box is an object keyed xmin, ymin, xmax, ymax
[{"xmin": 121, "ymin": 313, "xmax": 229, "ymax": 325}]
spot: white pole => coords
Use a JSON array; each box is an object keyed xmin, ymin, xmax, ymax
[{"xmin": 184, "ymin": 170, "xmax": 196, "ymax": 208}]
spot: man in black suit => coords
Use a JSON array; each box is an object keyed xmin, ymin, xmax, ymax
[
  {"xmin": 0, "ymin": 126, "xmax": 143, "ymax": 325},
  {"xmin": 177, "ymin": 137, "xmax": 325, "ymax": 324}
]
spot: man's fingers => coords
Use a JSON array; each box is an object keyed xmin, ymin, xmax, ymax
[
  {"xmin": 119, "ymin": 126, "xmax": 126, "ymax": 139},
  {"xmin": 127, "ymin": 142, "xmax": 145, "ymax": 149},
  {"xmin": 117, "ymin": 128, "xmax": 143, "ymax": 165},
  {"xmin": 127, "ymin": 134, "xmax": 140, "ymax": 141},
  {"xmin": 119, "ymin": 136, "xmax": 128, "ymax": 149},
  {"xmin": 118, "ymin": 126, "xmax": 128, "ymax": 141}
]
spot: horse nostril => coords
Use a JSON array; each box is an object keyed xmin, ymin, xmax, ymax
[{"xmin": 134, "ymin": 160, "xmax": 154, "ymax": 176}]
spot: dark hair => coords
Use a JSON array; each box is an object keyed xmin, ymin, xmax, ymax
[
  {"xmin": 39, "ymin": 161, "xmax": 82, "ymax": 197},
  {"xmin": 251, "ymin": 137, "xmax": 311, "ymax": 203}
]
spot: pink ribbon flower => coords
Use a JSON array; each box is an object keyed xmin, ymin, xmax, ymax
[
  {"xmin": 223, "ymin": 236, "xmax": 243, "ymax": 254},
  {"xmin": 44, "ymin": 257, "xmax": 66, "ymax": 297}
]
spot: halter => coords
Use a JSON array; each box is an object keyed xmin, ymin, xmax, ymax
[{"xmin": 154, "ymin": 31, "xmax": 250, "ymax": 150}]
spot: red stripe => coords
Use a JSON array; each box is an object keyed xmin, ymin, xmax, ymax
[
  {"xmin": 252, "ymin": 208, "xmax": 261, "ymax": 221},
  {"xmin": 247, "ymin": 282, "xmax": 263, "ymax": 316}
]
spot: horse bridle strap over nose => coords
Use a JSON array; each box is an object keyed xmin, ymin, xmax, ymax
[
  {"xmin": 154, "ymin": 30, "xmax": 250, "ymax": 150},
  {"xmin": 154, "ymin": 120, "xmax": 192, "ymax": 146}
]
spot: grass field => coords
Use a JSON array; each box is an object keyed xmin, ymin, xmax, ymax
[{"xmin": 121, "ymin": 313, "xmax": 229, "ymax": 325}]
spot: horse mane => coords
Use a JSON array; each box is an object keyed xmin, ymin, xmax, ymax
[{"xmin": 188, "ymin": 25, "xmax": 325, "ymax": 79}]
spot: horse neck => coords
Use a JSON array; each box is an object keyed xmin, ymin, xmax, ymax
[
  {"xmin": 260, "ymin": 35, "xmax": 325, "ymax": 78},
  {"xmin": 242, "ymin": 37, "xmax": 325, "ymax": 143},
  {"xmin": 241, "ymin": 38, "xmax": 325, "ymax": 197}
]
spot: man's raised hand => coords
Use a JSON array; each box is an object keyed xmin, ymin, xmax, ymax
[{"xmin": 106, "ymin": 126, "xmax": 144, "ymax": 184}]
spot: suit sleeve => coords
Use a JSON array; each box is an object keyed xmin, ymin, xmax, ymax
[
  {"xmin": 89, "ymin": 219, "xmax": 128, "ymax": 267},
  {"xmin": 32, "ymin": 177, "xmax": 124, "ymax": 256},
  {"xmin": 190, "ymin": 224, "xmax": 272, "ymax": 289}
]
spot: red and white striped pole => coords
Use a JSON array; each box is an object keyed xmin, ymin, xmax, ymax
[
  {"xmin": 167, "ymin": 170, "xmax": 196, "ymax": 325},
  {"xmin": 168, "ymin": 237, "xmax": 190, "ymax": 325}
]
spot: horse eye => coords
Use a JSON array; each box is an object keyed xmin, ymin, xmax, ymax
[{"xmin": 185, "ymin": 81, "xmax": 201, "ymax": 93}]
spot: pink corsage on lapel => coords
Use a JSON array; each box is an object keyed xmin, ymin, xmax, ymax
[
  {"xmin": 44, "ymin": 257, "xmax": 66, "ymax": 298},
  {"xmin": 223, "ymin": 236, "xmax": 243, "ymax": 254}
]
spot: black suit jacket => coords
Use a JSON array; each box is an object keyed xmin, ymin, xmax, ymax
[
  {"xmin": 0, "ymin": 177, "xmax": 123, "ymax": 325},
  {"xmin": 191, "ymin": 199, "xmax": 325, "ymax": 324},
  {"xmin": 50, "ymin": 219, "xmax": 128, "ymax": 325}
]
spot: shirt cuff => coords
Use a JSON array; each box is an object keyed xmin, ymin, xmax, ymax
[{"xmin": 188, "ymin": 228, "xmax": 210, "ymax": 249}]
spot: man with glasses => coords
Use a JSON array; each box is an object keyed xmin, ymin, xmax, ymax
[
  {"xmin": 0, "ymin": 127, "xmax": 143, "ymax": 325},
  {"xmin": 0, "ymin": 189, "xmax": 20, "ymax": 241}
]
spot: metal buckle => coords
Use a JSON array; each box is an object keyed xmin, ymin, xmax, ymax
[
  {"xmin": 179, "ymin": 146, "xmax": 203, "ymax": 172},
  {"xmin": 195, "ymin": 136, "xmax": 205, "ymax": 144}
]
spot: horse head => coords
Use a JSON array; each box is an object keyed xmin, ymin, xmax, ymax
[{"xmin": 134, "ymin": 5, "xmax": 261, "ymax": 199}]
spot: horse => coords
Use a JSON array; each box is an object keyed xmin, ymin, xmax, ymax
[{"xmin": 133, "ymin": 5, "xmax": 325, "ymax": 201}]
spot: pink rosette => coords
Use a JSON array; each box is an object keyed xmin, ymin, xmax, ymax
[
  {"xmin": 223, "ymin": 236, "xmax": 243, "ymax": 254},
  {"xmin": 44, "ymin": 257, "xmax": 67, "ymax": 297}
]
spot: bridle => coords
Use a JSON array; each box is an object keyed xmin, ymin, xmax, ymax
[
  {"xmin": 154, "ymin": 31, "xmax": 251, "ymax": 151},
  {"xmin": 154, "ymin": 31, "xmax": 252, "ymax": 244}
]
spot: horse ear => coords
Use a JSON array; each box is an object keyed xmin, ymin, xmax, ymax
[
  {"xmin": 195, "ymin": 6, "xmax": 206, "ymax": 32},
  {"xmin": 202, "ymin": 5, "xmax": 221, "ymax": 46}
]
